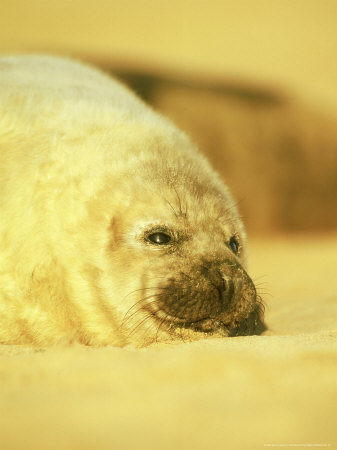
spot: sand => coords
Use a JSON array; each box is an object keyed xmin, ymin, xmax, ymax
[{"xmin": 0, "ymin": 234, "xmax": 336, "ymax": 450}]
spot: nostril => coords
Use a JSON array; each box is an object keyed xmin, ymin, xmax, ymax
[
  {"xmin": 217, "ymin": 269, "xmax": 228, "ymax": 290},
  {"xmin": 216, "ymin": 270, "xmax": 234, "ymax": 303}
]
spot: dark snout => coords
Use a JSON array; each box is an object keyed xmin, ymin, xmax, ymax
[{"xmin": 156, "ymin": 257, "xmax": 266, "ymax": 336}]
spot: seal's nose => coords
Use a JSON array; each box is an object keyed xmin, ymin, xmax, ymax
[{"xmin": 200, "ymin": 260, "xmax": 236, "ymax": 305}]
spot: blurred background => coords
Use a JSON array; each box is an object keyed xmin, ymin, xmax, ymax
[{"xmin": 1, "ymin": 0, "xmax": 337, "ymax": 234}]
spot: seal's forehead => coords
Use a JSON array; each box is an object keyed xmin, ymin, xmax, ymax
[
  {"xmin": 124, "ymin": 185, "xmax": 243, "ymax": 238},
  {"xmin": 163, "ymin": 186, "xmax": 241, "ymax": 225}
]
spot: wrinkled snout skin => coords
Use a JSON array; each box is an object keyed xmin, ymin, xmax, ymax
[{"xmin": 155, "ymin": 258, "xmax": 262, "ymax": 333}]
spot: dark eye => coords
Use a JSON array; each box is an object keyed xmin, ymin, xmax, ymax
[
  {"xmin": 147, "ymin": 232, "xmax": 171, "ymax": 245},
  {"xmin": 229, "ymin": 236, "xmax": 239, "ymax": 254}
]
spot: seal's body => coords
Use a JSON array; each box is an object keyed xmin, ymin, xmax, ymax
[{"xmin": 0, "ymin": 56, "xmax": 265, "ymax": 346}]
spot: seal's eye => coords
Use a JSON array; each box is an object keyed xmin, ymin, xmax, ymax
[
  {"xmin": 147, "ymin": 232, "xmax": 171, "ymax": 245},
  {"xmin": 229, "ymin": 236, "xmax": 239, "ymax": 254}
]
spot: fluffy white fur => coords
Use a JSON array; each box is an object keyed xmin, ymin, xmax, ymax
[{"xmin": 0, "ymin": 55, "xmax": 245, "ymax": 346}]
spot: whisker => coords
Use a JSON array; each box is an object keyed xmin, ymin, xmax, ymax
[
  {"xmin": 173, "ymin": 186, "xmax": 183, "ymax": 216},
  {"xmin": 256, "ymin": 290, "xmax": 272, "ymax": 297},
  {"xmin": 126, "ymin": 313, "xmax": 155, "ymax": 338},
  {"xmin": 252, "ymin": 275, "xmax": 269, "ymax": 283},
  {"xmin": 256, "ymin": 295, "xmax": 266, "ymax": 313},
  {"xmin": 165, "ymin": 199, "xmax": 179, "ymax": 218},
  {"xmin": 255, "ymin": 287, "xmax": 272, "ymax": 298},
  {"xmin": 122, "ymin": 296, "xmax": 164, "ymax": 326},
  {"xmin": 155, "ymin": 314, "xmax": 170, "ymax": 342},
  {"xmin": 254, "ymin": 283, "xmax": 270, "ymax": 290},
  {"xmin": 122, "ymin": 295, "xmax": 154, "ymax": 322},
  {"xmin": 215, "ymin": 199, "xmax": 244, "ymax": 222}
]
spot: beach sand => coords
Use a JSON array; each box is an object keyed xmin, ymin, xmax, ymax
[{"xmin": 0, "ymin": 234, "xmax": 335, "ymax": 450}]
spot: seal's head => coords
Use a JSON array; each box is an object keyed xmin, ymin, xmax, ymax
[{"xmin": 102, "ymin": 139, "xmax": 266, "ymax": 346}]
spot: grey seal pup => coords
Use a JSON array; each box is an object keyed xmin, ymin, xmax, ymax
[{"xmin": 0, "ymin": 55, "xmax": 265, "ymax": 346}]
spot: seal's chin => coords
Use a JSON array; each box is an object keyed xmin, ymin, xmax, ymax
[
  {"xmin": 152, "ymin": 301, "xmax": 266, "ymax": 338},
  {"xmin": 153, "ymin": 310, "xmax": 231, "ymax": 336},
  {"xmin": 153, "ymin": 309, "xmax": 224, "ymax": 333},
  {"xmin": 185, "ymin": 317, "xmax": 229, "ymax": 335}
]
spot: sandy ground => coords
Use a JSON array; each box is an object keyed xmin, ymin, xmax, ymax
[{"xmin": 0, "ymin": 234, "xmax": 336, "ymax": 450}]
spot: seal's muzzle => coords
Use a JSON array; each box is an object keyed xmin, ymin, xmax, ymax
[{"xmin": 150, "ymin": 257, "xmax": 265, "ymax": 336}]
